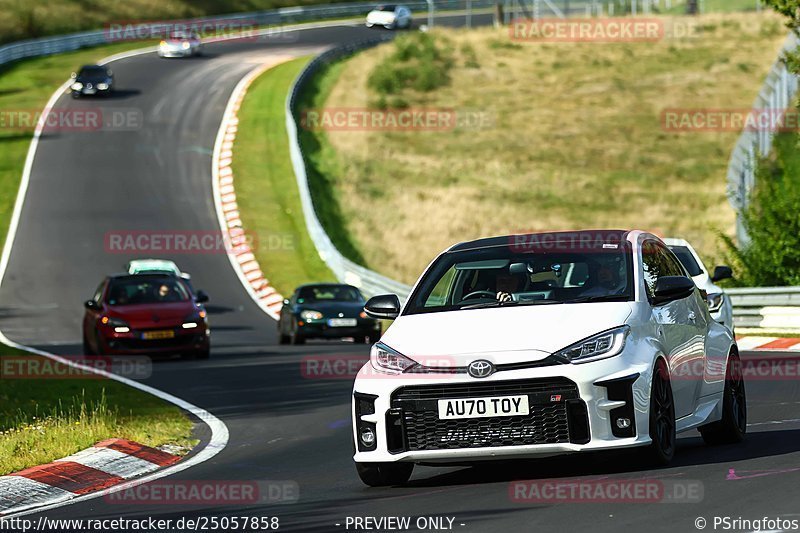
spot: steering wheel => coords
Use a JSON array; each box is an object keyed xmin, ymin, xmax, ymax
[{"xmin": 461, "ymin": 290, "xmax": 496, "ymax": 301}]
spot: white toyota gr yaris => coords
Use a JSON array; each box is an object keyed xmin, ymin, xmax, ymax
[{"xmin": 353, "ymin": 230, "xmax": 746, "ymax": 486}]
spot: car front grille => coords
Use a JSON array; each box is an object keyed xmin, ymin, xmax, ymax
[{"xmin": 389, "ymin": 377, "xmax": 589, "ymax": 452}]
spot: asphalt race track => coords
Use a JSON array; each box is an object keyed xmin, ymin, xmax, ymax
[{"xmin": 3, "ymin": 16, "xmax": 800, "ymax": 533}]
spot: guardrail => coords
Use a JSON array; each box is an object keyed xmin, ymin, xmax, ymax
[
  {"xmin": 726, "ymin": 32, "xmax": 800, "ymax": 245},
  {"xmin": 728, "ymin": 287, "xmax": 800, "ymax": 331},
  {"xmin": 0, "ymin": 0, "xmax": 498, "ymax": 68},
  {"xmin": 285, "ymin": 38, "xmax": 415, "ymax": 301}
]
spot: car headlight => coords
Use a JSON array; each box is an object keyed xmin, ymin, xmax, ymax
[
  {"xmin": 300, "ymin": 310, "xmax": 323, "ymax": 321},
  {"xmin": 370, "ymin": 343, "xmax": 417, "ymax": 373},
  {"xmin": 554, "ymin": 326, "xmax": 630, "ymax": 364},
  {"xmin": 182, "ymin": 42, "xmax": 191, "ymax": 49},
  {"xmin": 160, "ymin": 40, "xmax": 167, "ymax": 47},
  {"xmin": 71, "ymin": 82, "xmax": 83, "ymax": 91},
  {"xmin": 97, "ymin": 83, "xmax": 109, "ymax": 90},
  {"xmin": 101, "ymin": 316, "xmax": 130, "ymax": 333},
  {"xmin": 707, "ymin": 293, "xmax": 724, "ymax": 313}
]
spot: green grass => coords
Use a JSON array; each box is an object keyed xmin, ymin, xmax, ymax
[
  {"xmin": 0, "ymin": 348, "xmax": 195, "ymax": 475},
  {"xmin": 661, "ymin": 0, "xmax": 766, "ymax": 14},
  {"xmin": 0, "ymin": 0, "xmax": 363, "ymax": 44},
  {"xmin": 232, "ymin": 57, "xmax": 336, "ymax": 295},
  {"xmin": 0, "ymin": 41, "xmax": 196, "ymax": 475},
  {"xmin": 300, "ymin": 12, "xmax": 788, "ymax": 283}
]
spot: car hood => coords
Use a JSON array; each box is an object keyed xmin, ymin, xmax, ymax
[
  {"xmin": 108, "ymin": 302, "xmax": 195, "ymax": 325},
  {"xmin": 382, "ymin": 302, "xmax": 633, "ymax": 365},
  {"xmin": 367, "ymin": 10, "xmax": 396, "ymax": 22},
  {"xmin": 297, "ymin": 301, "xmax": 366, "ymax": 318}
]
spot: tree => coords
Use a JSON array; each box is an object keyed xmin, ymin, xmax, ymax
[{"xmin": 722, "ymin": 1, "xmax": 800, "ymax": 286}]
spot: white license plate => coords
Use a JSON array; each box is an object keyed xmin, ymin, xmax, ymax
[
  {"xmin": 327, "ymin": 318, "xmax": 357, "ymax": 327},
  {"xmin": 438, "ymin": 395, "xmax": 530, "ymax": 420}
]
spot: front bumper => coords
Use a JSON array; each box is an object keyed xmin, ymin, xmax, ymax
[
  {"xmin": 352, "ymin": 349, "xmax": 653, "ymax": 463},
  {"xmin": 298, "ymin": 318, "xmax": 380, "ymax": 339},
  {"xmin": 99, "ymin": 326, "xmax": 209, "ymax": 355},
  {"xmin": 158, "ymin": 47, "xmax": 194, "ymax": 57}
]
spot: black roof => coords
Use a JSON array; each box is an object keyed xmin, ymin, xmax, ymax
[{"xmin": 447, "ymin": 229, "xmax": 632, "ymax": 253}]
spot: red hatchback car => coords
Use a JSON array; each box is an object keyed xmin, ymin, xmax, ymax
[{"xmin": 82, "ymin": 274, "xmax": 210, "ymax": 358}]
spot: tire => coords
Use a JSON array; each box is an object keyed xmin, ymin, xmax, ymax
[
  {"xmin": 356, "ymin": 462, "xmax": 413, "ymax": 487},
  {"xmin": 700, "ymin": 351, "xmax": 746, "ymax": 445},
  {"xmin": 290, "ymin": 321, "xmax": 305, "ymax": 345},
  {"xmin": 642, "ymin": 359, "xmax": 676, "ymax": 465},
  {"xmin": 194, "ymin": 347, "xmax": 210, "ymax": 360},
  {"xmin": 82, "ymin": 332, "xmax": 94, "ymax": 355},
  {"xmin": 355, "ymin": 336, "xmax": 369, "ymax": 344}
]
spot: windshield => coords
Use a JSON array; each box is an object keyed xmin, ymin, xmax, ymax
[
  {"xmin": 405, "ymin": 244, "xmax": 634, "ymax": 315},
  {"xmin": 668, "ymin": 245, "xmax": 703, "ymax": 277},
  {"xmin": 297, "ymin": 285, "xmax": 363, "ymax": 303},
  {"xmin": 106, "ymin": 277, "xmax": 190, "ymax": 305},
  {"xmin": 78, "ymin": 66, "xmax": 107, "ymax": 79},
  {"xmin": 376, "ymin": 5, "xmax": 396, "ymax": 11}
]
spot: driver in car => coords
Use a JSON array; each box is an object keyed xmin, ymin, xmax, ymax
[{"xmin": 496, "ymin": 272, "xmax": 524, "ymax": 303}]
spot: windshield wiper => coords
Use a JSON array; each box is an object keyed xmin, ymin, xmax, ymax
[
  {"xmin": 566, "ymin": 294, "xmax": 630, "ymax": 304},
  {"xmin": 458, "ymin": 299, "xmax": 561, "ymax": 310}
]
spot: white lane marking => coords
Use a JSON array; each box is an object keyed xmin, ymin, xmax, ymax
[
  {"xmin": 55, "ymin": 448, "xmax": 160, "ymax": 480},
  {"xmin": 0, "ymin": 477, "xmax": 73, "ymax": 514},
  {"xmin": 737, "ymin": 337, "xmax": 778, "ymax": 351},
  {"xmin": 0, "ymin": 46, "xmax": 230, "ymax": 518}
]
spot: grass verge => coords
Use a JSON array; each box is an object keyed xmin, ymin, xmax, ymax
[
  {"xmin": 231, "ymin": 57, "xmax": 336, "ymax": 295},
  {"xmin": 0, "ymin": 347, "xmax": 195, "ymax": 475},
  {"xmin": 0, "ymin": 40, "xmax": 195, "ymax": 475},
  {"xmin": 298, "ymin": 12, "xmax": 788, "ymax": 284}
]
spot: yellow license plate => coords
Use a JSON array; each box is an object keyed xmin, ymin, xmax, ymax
[{"xmin": 142, "ymin": 330, "xmax": 175, "ymax": 340}]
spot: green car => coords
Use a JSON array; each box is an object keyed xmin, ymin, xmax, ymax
[{"xmin": 278, "ymin": 284, "xmax": 381, "ymax": 345}]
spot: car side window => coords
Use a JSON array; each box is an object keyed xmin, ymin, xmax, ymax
[{"xmin": 642, "ymin": 240, "xmax": 690, "ymax": 299}]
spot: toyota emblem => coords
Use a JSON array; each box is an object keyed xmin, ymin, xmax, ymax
[{"xmin": 467, "ymin": 359, "xmax": 494, "ymax": 379}]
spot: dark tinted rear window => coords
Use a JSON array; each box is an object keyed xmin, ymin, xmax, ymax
[{"xmin": 668, "ymin": 246, "xmax": 703, "ymax": 276}]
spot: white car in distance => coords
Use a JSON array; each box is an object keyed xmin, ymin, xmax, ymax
[
  {"xmin": 663, "ymin": 238, "xmax": 734, "ymax": 332},
  {"xmin": 366, "ymin": 5, "xmax": 413, "ymax": 29},
  {"xmin": 158, "ymin": 31, "xmax": 203, "ymax": 58},
  {"xmin": 353, "ymin": 230, "xmax": 745, "ymax": 486}
]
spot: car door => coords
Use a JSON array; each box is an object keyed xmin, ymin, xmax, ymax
[{"xmin": 641, "ymin": 240, "xmax": 701, "ymax": 418}]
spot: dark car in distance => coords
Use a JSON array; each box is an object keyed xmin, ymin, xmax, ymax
[
  {"xmin": 278, "ymin": 284, "xmax": 381, "ymax": 344},
  {"xmin": 71, "ymin": 65, "xmax": 115, "ymax": 98},
  {"xmin": 82, "ymin": 273, "xmax": 210, "ymax": 358}
]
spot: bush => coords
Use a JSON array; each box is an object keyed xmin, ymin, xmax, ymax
[
  {"xmin": 722, "ymin": 133, "xmax": 800, "ymax": 286},
  {"xmin": 366, "ymin": 32, "xmax": 454, "ymax": 102}
]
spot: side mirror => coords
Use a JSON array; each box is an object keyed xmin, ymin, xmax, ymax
[
  {"xmin": 364, "ymin": 294, "xmax": 401, "ymax": 320},
  {"xmin": 84, "ymin": 299, "xmax": 100, "ymax": 310},
  {"xmin": 195, "ymin": 290, "xmax": 209, "ymax": 303},
  {"xmin": 711, "ymin": 265, "xmax": 733, "ymax": 283},
  {"xmin": 653, "ymin": 276, "xmax": 695, "ymax": 306},
  {"xmin": 70, "ymin": 72, "xmax": 77, "ymax": 79}
]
